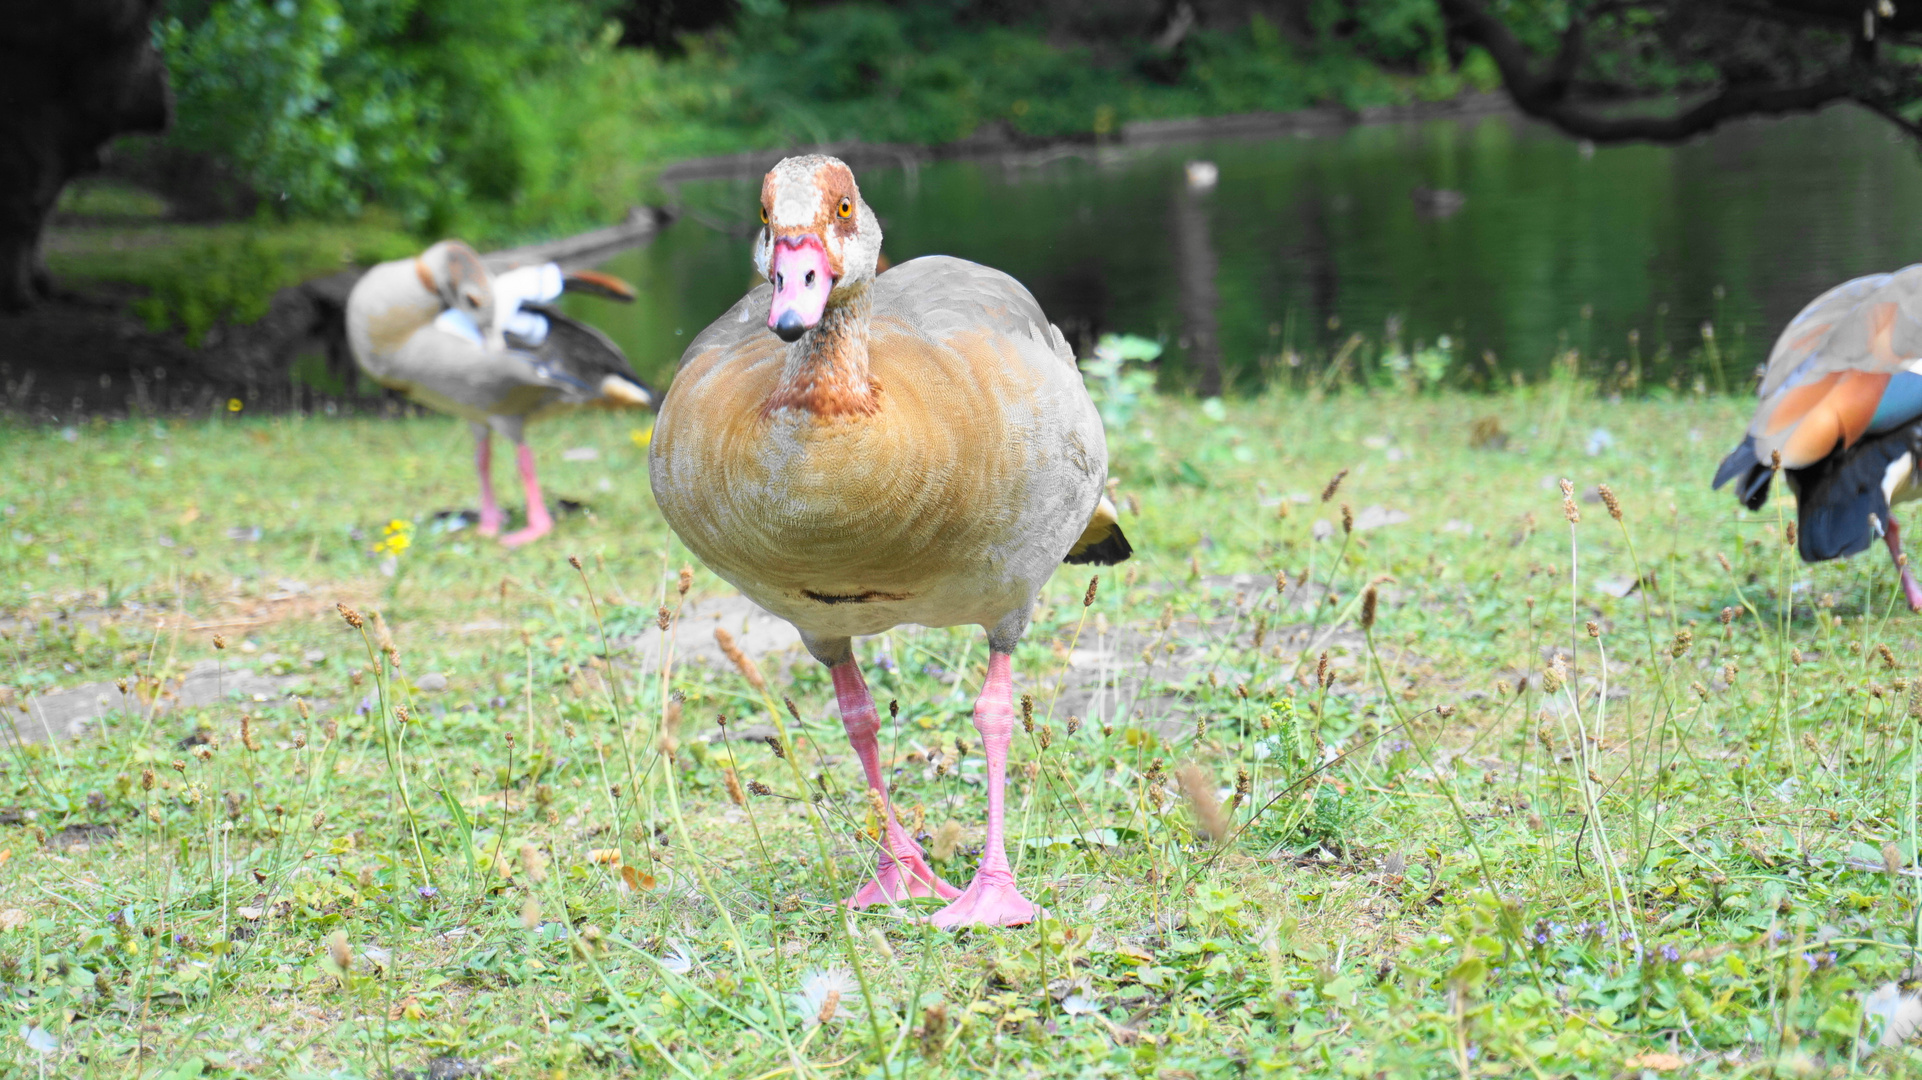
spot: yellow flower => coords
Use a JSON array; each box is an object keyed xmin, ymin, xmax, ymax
[
  {"xmin": 375, "ymin": 518, "xmax": 413, "ymax": 556},
  {"xmin": 227, "ymin": 398, "xmax": 243, "ymax": 413},
  {"xmin": 631, "ymin": 426, "xmax": 653, "ymax": 449}
]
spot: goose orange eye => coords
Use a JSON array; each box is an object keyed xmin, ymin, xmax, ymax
[
  {"xmin": 759, "ymin": 206, "xmax": 768, "ymax": 224},
  {"xmin": 837, "ymin": 198, "xmax": 853, "ymax": 219}
]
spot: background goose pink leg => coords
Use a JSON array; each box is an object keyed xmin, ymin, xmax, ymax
[
  {"xmin": 831, "ymin": 658, "xmax": 959, "ymax": 907},
  {"xmin": 471, "ymin": 423, "xmax": 505, "ymax": 538},
  {"xmin": 1885, "ymin": 519, "xmax": 1922, "ymax": 612},
  {"xmin": 931, "ymin": 652, "xmax": 1037, "ymax": 929},
  {"xmin": 500, "ymin": 442, "xmax": 553, "ymax": 548}
]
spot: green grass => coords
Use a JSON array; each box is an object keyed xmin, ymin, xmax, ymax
[{"xmin": 4, "ymin": 383, "xmax": 1922, "ymax": 1077}]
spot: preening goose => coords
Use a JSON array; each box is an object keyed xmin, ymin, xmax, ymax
[
  {"xmin": 649, "ymin": 155, "xmax": 1131, "ymax": 928},
  {"xmin": 1714, "ymin": 265, "xmax": 1922, "ymax": 609},
  {"xmin": 346, "ymin": 241, "xmax": 656, "ymax": 547}
]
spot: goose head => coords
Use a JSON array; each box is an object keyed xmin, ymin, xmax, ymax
[
  {"xmin": 416, "ymin": 240, "xmax": 502, "ymax": 347},
  {"xmin": 753, "ymin": 155, "xmax": 883, "ymax": 343}
]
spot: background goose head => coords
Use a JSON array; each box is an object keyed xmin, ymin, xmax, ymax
[
  {"xmin": 753, "ymin": 155, "xmax": 884, "ymax": 342},
  {"xmin": 417, "ymin": 239, "xmax": 501, "ymax": 347}
]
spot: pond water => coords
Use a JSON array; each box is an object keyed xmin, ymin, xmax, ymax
[{"xmin": 575, "ymin": 105, "xmax": 1922, "ymax": 395}]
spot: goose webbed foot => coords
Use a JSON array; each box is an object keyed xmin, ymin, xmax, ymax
[
  {"xmin": 930, "ymin": 868, "xmax": 1036, "ymax": 929},
  {"xmin": 847, "ymin": 827, "xmax": 959, "ymax": 908}
]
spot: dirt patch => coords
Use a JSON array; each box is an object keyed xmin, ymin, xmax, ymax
[
  {"xmin": 626, "ymin": 591, "xmax": 807, "ymax": 674},
  {"xmin": 6, "ymin": 659, "xmax": 299, "ymax": 744}
]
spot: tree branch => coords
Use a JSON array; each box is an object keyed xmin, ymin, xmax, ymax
[{"xmin": 1437, "ymin": 0, "xmax": 1884, "ymax": 143}]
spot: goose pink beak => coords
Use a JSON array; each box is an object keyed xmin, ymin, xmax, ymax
[{"xmin": 768, "ymin": 236, "xmax": 834, "ymax": 342}]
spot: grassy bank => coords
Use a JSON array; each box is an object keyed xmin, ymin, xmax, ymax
[{"xmin": 3, "ymin": 385, "xmax": 1919, "ymax": 1077}]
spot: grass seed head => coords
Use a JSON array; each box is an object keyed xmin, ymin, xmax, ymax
[
  {"xmin": 1716, "ymin": 552, "xmax": 1732, "ymax": 573},
  {"xmin": 1021, "ymin": 693, "xmax": 1034, "ymax": 733},
  {"xmin": 920, "ymin": 1003, "xmax": 949, "ymax": 1060},
  {"xmin": 568, "ymin": 554, "xmax": 582, "ymax": 571},
  {"xmin": 1321, "ymin": 469, "xmax": 1348, "ymax": 503},
  {"xmin": 723, "ymin": 767, "xmax": 746, "ymax": 806},
  {"xmin": 1175, "ymin": 763, "xmax": 1229, "ymax": 842},
  {"xmin": 1878, "ymin": 643, "xmax": 1898, "ymax": 669},
  {"xmin": 1597, "ymin": 483, "xmax": 1622, "ymax": 521},
  {"xmin": 679, "ymin": 565, "xmax": 693, "ymax": 595},
  {"xmin": 1316, "ymin": 650, "xmax": 1330, "ymax": 688},
  {"xmin": 748, "ymin": 780, "xmax": 773, "ymax": 797},
  {"xmin": 1770, "ymin": 449, "xmax": 1782, "ymax": 471},
  {"xmin": 520, "ymin": 894, "xmax": 541, "ymax": 929},
  {"xmin": 1671, "ymin": 629, "xmax": 1693, "ymax": 658},
  {"xmin": 1720, "ymin": 606, "xmax": 1735, "ymax": 628},
  {"xmin": 140, "ymin": 768, "xmax": 154, "ymax": 791},
  {"xmin": 1066, "ymin": 714, "xmax": 1081, "ymax": 737},
  {"xmin": 1360, "ymin": 586, "xmax": 1377, "ymax": 631},
  {"xmin": 240, "ymin": 714, "xmax": 260, "ymax": 752},
  {"xmin": 714, "ymin": 628, "xmax": 765, "ymax": 690},
  {"xmin": 764, "ymin": 735, "xmax": 786, "ymax": 759},
  {"xmin": 325, "ymin": 930, "xmax": 352, "ymax": 972},
  {"xmin": 931, "ymin": 820, "xmax": 962, "ymax": 862},
  {"xmin": 1275, "ymin": 568, "xmax": 1288, "ymax": 594},
  {"xmin": 1341, "ymin": 503, "xmax": 1354, "ymax": 534},
  {"xmin": 1084, "ymin": 575, "xmax": 1099, "ymax": 607},
  {"xmin": 1037, "ymin": 725, "xmax": 1053, "ymax": 750},
  {"xmin": 1560, "ymin": 479, "xmax": 1580, "ymax": 524},
  {"xmin": 656, "ymin": 605, "xmax": 671, "ymax": 631},
  {"xmin": 1786, "ymin": 521, "xmax": 1797, "ymax": 547},
  {"xmin": 518, "ymin": 843, "xmax": 548, "ymax": 883},
  {"xmin": 1585, "ymin": 621, "xmax": 1599, "ymax": 639},
  {"xmin": 785, "ymin": 696, "xmax": 803, "ymax": 724}
]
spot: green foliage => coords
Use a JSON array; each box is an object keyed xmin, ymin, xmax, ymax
[
  {"xmin": 114, "ymin": 224, "xmax": 418, "ymax": 346},
  {"xmin": 159, "ymin": 0, "xmax": 618, "ymax": 236},
  {"xmin": 152, "ymin": 1, "xmax": 1501, "ymax": 243}
]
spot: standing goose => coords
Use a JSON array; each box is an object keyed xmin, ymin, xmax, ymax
[
  {"xmin": 1713, "ymin": 265, "xmax": 1922, "ymax": 609},
  {"xmin": 649, "ymin": 155, "xmax": 1131, "ymax": 928},
  {"xmin": 346, "ymin": 241, "xmax": 655, "ymax": 547}
]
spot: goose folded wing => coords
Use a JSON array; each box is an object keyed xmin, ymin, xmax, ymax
[
  {"xmin": 1716, "ymin": 267, "xmax": 1922, "ymax": 506},
  {"xmin": 509, "ymin": 303, "xmax": 655, "ymax": 406}
]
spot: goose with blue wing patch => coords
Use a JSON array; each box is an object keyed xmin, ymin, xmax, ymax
[
  {"xmin": 649, "ymin": 155, "xmax": 1131, "ymax": 928},
  {"xmin": 1713, "ymin": 265, "xmax": 1922, "ymax": 609},
  {"xmin": 346, "ymin": 241, "xmax": 655, "ymax": 547}
]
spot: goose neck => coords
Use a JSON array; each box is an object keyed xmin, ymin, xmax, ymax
[{"xmin": 771, "ymin": 284, "xmax": 876, "ymax": 416}]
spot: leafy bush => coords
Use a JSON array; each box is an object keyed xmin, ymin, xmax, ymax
[{"xmin": 159, "ymin": 0, "xmax": 617, "ymax": 236}]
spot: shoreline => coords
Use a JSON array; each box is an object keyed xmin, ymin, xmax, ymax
[{"xmin": 654, "ymin": 92, "xmax": 1517, "ymax": 189}]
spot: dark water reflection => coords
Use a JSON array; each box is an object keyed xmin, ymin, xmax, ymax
[{"xmin": 576, "ymin": 105, "xmax": 1922, "ymax": 394}]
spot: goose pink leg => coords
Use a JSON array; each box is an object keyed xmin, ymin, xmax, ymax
[
  {"xmin": 1886, "ymin": 519, "xmax": 1922, "ymax": 613},
  {"xmin": 831, "ymin": 659, "xmax": 959, "ymax": 907},
  {"xmin": 500, "ymin": 443, "xmax": 554, "ymax": 548},
  {"xmin": 932, "ymin": 652, "xmax": 1038, "ymax": 929},
  {"xmin": 472, "ymin": 423, "xmax": 505, "ymax": 538}
]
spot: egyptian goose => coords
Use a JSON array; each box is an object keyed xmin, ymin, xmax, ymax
[
  {"xmin": 1714, "ymin": 265, "xmax": 1922, "ymax": 609},
  {"xmin": 346, "ymin": 241, "xmax": 655, "ymax": 547},
  {"xmin": 649, "ymin": 155, "xmax": 1131, "ymax": 928}
]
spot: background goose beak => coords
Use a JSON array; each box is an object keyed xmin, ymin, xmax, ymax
[{"xmin": 768, "ymin": 235, "xmax": 833, "ymax": 342}]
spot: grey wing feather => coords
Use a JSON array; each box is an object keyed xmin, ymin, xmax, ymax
[
  {"xmin": 874, "ymin": 256, "xmax": 1068, "ymax": 366},
  {"xmin": 678, "ymin": 284, "xmax": 778, "ymax": 373}
]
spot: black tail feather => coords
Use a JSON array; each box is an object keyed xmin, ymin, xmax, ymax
[
  {"xmin": 1065, "ymin": 524, "xmax": 1133, "ymax": 566},
  {"xmin": 1789, "ymin": 431, "xmax": 1910, "ymax": 562},
  {"xmin": 1713, "ymin": 435, "xmax": 1774, "ymax": 511}
]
